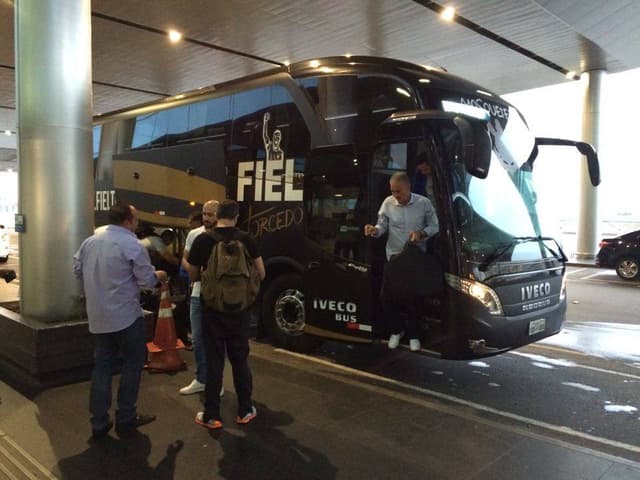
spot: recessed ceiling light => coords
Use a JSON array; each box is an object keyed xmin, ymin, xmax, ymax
[
  {"xmin": 168, "ymin": 29, "xmax": 183, "ymax": 43},
  {"xmin": 441, "ymin": 6, "xmax": 456, "ymax": 22},
  {"xmin": 283, "ymin": 60, "xmax": 291, "ymax": 66}
]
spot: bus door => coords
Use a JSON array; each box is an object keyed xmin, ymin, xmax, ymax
[{"xmin": 303, "ymin": 147, "xmax": 374, "ymax": 342}]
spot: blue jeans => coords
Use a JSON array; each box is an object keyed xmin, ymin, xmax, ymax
[
  {"xmin": 190, "ymin": 296, "xmax": 207, "ymax": 383},
  {"xmin": 89, "ymin": 317, "xmax": 147, "ymax": 431}
]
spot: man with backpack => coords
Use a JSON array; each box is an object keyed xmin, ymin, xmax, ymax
[{"xmin": 186, "ymin": 200, "xmax": 265, "ymax": 429}]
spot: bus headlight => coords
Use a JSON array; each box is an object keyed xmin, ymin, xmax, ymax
[{"xmin": 445, "ymin": 273, "xmax": 503, "ymax": 315}]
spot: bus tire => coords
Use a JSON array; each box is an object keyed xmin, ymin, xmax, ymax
[{"xmin": 261, "ymin": 273, "xmax": 323, "ymax": 353}]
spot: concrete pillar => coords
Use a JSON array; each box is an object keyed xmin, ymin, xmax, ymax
[
  {"xmin": 575, "ymin": 70, "xmax": 604, "ymax": 260},
  {"xmin": 15, "ymin": 0, "xmax": 93, "ymax": 321}
]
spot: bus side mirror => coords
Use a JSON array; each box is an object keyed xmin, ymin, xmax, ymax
[
  {"xmin": 575, "ymin": 142, "xmax": 601, "ymax": 186},
  {"xmin": 454, "ymin": 117, "xmax": 491, "ymax": 179},
  {"xmin": 534, "ymin": 138, "xmax": 601, "ymax": 186}
]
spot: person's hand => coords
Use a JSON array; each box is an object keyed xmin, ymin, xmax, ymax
[
  {"xmin": 364, "ymin": 224, "xmax": 378, "ymax": 237},
  {"xmin": 156, "ymin": 270, "xmax": 168, "ymax": 282},
  {"xmin": 409, "ymin": 230, "xmax": 425, "ymax": 242}
]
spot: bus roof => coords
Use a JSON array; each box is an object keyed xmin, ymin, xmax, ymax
[{"xmin": 94, "ymin": 55, "xmax": 500, "ymax": 123}]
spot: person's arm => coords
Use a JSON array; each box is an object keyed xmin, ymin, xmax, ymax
[
  {"xmin": 373, "ymin": 199, "xmax": 389, "ymax": 236},
  {"xmin": 181, "ymin": 248, "xmax": 191, "ymax": 271},
  {"xmin": 186, "ymin": 262, "xmax": 201, "ymax": 283},
  {"xmin": 131, "ymin": 244, "xmax": 165, "ymax": 288},
  {"xmin": 72, "ymin": 246, "xmax": 83, "ymax": 279},
  {"xmin": 422, "ymin": 199, "xmax": 439, "ymax": 238},
  {"xmin": 263, "ymin": 112, "xmax": 271, "ymax": 147},
  {"xmin": 160, "ymin": 247, "xmax": 180, "ymax": 266},
  {"xmin": 186, "ymin": 234, "xmax": 207, "ymax": 283},
  {"xmin": 155, "ymin": 270, "xmax": 168, "ymax": 283},
  {"xmin": 409, "ymin": 199, "xmax": 439, "ymax": 242},
  {"xmin": 253, "ymin": 256, "xmax": 266, "ymax": 281},
  {"xmin": 181, "ymin": 228, "xmax": 200, "ymax": 271},
  {"xmin": 364, "ymin": 199, "xmax": 389, "ymax": 237}
]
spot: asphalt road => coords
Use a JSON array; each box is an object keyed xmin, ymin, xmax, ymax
[{"xmin": 294, "ymin": 266, "xmax": 640, "ymax": 462}]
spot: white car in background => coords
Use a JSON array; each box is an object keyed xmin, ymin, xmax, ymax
[{"xmin": 0, "ymin": 225, "xmax": 9, "ymax": 263}]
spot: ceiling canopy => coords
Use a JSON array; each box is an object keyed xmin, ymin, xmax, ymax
[{"xmin": 1, "ymin": 0, "xmax": 639, "ymax": 143}]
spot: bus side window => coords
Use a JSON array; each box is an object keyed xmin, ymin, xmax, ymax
[{"xmin": 231, "ymin": 87, "xmax": 272, "ymax": 161}]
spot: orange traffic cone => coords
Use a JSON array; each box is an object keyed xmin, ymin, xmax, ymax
[{"xmin": 146, "ymin": 281, "xmax": 186, "ymax": 373}]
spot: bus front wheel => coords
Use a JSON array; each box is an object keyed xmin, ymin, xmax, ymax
[{"xmin": 261, "ymin": 274, "xmax": 323, "ymax": 353}]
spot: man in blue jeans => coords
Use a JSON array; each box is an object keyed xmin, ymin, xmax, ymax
[
  {"xmin": 179, "ymin": 200, "xmax": 219, "ymax": 395},
  {"xmin": 73, "ymin": 202, "xmax": 167, "ymax": 438}
]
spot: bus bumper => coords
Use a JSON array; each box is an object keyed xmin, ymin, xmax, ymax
[{"xmin": 444, "ymin": 293, "xmax": 567, "ymax": 359}]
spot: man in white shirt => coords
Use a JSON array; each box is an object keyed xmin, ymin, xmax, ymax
[
  {"xmin": 364, "ymin": 172, "xmax": 439, "ymax": 351},
  {"xmin": 179, "ymin": 200, "xmax": 219, "ymax": 395}
]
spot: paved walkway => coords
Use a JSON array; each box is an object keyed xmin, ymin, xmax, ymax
[{"xmin": 0, "ymin": 344, "xmax": 639, "ymax": 480}]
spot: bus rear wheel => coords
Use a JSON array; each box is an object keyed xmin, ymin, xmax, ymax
[{"xmin": 261, "ymin": 273, "xmax": 322, "ymax": 353}]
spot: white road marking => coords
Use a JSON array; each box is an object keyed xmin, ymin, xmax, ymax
[
  {"xmin": 566, "ymin": 277, "xmax": 637, "ymax": 287},
  {"xmin": 582, "ymin": 271, "xmax": 606, "ymax": 280},
  {"xmin": 515, "ymin": 346, "xmax": 640, "ymax": 381},
  {"xmin": 562, "ymin": 382, "xmax": 601, "ymax": 392},
  {"xmin": 567, "ymin": 268, "xmax": 588, "ymax": 276},
  {"xmin": 270, "ymin": 348, "xmax": 640, "ymax": 458}
]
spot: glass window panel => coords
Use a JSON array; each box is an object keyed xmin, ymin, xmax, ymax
[{"xmin": 168, "ymin": 105, "xmax": 189, "ymax": 134}]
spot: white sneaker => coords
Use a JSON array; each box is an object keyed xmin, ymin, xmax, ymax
[
  {"xmin": 388, "ymin": 332, "xmax": 404, "ymax": 349},
  {"xmin": 179, "ymin": 379, "xmax": 205, "ymax": 395},
  {"xmin": 409, "ymin": 338, "xmax": 421, "ymax": 351}
]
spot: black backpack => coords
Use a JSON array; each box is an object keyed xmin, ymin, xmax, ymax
[{"xmin": 200, "ymin": 231, "xmax": 260, "ymax": 312}]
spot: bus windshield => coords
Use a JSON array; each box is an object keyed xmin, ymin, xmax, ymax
[{"xmin": 443, "ymin": 106, "xmax": 562, "ymax": 272}]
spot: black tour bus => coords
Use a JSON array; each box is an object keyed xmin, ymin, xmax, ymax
[{"xmin": 93, "ymin": 56, "xmax": 600, "ymax": 359}]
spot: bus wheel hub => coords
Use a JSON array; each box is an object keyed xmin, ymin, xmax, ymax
[{"xmin": 274, "ymin": 288, "xmax": 305, "ymax": 336}]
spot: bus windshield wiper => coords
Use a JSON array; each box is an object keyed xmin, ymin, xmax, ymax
[
  {"xmin": 540, "ymin": 237, "xmax": 568, "ymax": 263},
  {"xmin": 478, "ymin": 236, "xmax": 565, "ymax": 272}
]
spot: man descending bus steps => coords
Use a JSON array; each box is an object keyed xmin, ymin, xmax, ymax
[
  {"xmin": 187, "ymin": 200, "xmax": 266, "ymax": 429},
  {"xmin": 364, "ymin": 172, "xmax": 439, "ymax": 351},
  {"xmin": 179, "ymin": 200, "xmax": 220, "ymax": 396}
]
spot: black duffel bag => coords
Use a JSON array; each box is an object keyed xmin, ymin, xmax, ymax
[{"xmin": 381, "ymin": 242, "xmax": 443, "ymax": 301}]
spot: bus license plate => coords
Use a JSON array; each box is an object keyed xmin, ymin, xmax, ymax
[{"xmin": 528, "ymin": 318, "xmax": 546, "ymax": 336}]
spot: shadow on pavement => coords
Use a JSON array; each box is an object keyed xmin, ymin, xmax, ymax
[
  {"xmin": 213, "ymin": 401, "xmax": 337, "ymax": 480},
  {"xmin": 54, "ymin": 432, "xmax": 182, "ymax": 480}
]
